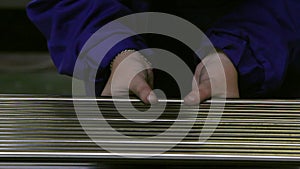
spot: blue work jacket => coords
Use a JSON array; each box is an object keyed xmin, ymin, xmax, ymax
[{"xmin": 27, "ymin": 0, "xmax": 300, "ymax": 97}]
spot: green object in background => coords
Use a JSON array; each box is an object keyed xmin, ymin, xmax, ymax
[
  {"xmin": 0, "ymin": 53, "xmax": 74, "ymax": 96},
  {"xmin": 0, "ymin": 71, "xmax": 72, "ymax": 95},
  {"xmin": 0, "ymin": 5, "xmax": 73, "ymax": 96}
]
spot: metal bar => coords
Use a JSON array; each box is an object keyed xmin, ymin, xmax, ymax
[{"xmin": 0, "ymin": 95, "xmax": 299, "ymax": 161}]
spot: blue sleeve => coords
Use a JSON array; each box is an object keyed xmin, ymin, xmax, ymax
[
  {"xmin": 206, "ymin": 0, "xmax": 300, "ymax": 97},
  {"xmin": 26, "ymin": 0, "xmax": 147, "ymax": 93}
]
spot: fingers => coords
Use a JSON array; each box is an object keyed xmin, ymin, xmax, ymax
[
  {"xmin": 147, "ymin": 69, "xmax": 154, "ymax": 89},
  {"xmin": 129, "ymin": 72, "xmax": 158, "ymax": 104},
  {"xmin": 184, "ymin": 52, "xmax": 240, "ymax": 105},
  {"xmin": 101, "ymin": 78, "xmax": 112, "ymax": 96},
  {"xmin": 184, "ymin": 61, "xmax": 211, "ymax": 105},
  {"xmin": 101, "ymin": 50, "xmax": 157, "ymax": 104},
  {"xmin": 101, "ymin": 70, "xmax": 157, "ymax": 104},
  {"xmin": 184, "ymin": 79, "xmax": 211, "ymax": 105}
]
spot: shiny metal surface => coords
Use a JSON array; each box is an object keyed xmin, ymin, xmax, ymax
[{"xmin": 0, "ymin": 94, "xmax": 299, "ymax": 162}]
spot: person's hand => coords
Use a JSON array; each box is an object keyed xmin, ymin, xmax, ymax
[
  {"xmin": 101, "ymin": 50, "xmax": 158, "ymax": 104},
  {"xmin": 184, "ymin": 52, "xmax": 239, "ymax": 105}
]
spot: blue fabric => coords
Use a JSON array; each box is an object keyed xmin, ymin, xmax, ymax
[
  {"xmin": 27, "ymin": 0, "xmax": 148, "ymax": 94},
  {"xmin": 27, "ymin": 0, "xmax": 300, "ymax": 97},
  {"xmin": 206, "ymin": 0, "xmax": 300, "ymax": 97}
]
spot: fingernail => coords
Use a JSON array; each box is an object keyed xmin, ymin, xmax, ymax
[
  {"xmin": 147, "ymin": 91, "xmax": 158, "ymax": 104},
  {"xmin": 184, "ymin": 94, "xmax": 199, "ymax": 105},
  {"xmin": 186, "ymin": 94, "xmax": 196, "ymax": 102}
]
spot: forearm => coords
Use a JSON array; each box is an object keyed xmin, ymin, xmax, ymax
[{"xmin": 27, "ymin": 0, "xmax": 146, "ymax": 77}]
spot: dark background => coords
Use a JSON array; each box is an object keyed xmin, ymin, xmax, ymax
[{"xmin": 0, "ymin": 0, "xmax": 72, "ymax": 95}]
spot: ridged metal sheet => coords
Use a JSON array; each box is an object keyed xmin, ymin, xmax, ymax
[{"xmin": 0, "ymin": 94, "xmax": 300, "ymax": 162}]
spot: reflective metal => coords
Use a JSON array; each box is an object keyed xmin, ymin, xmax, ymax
[{"xmin": 0, "ymin": 95, "xmax": 299, "ymax": 162}]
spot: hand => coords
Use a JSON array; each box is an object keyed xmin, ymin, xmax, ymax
[
  {"xmin": 101, "ymin": 50, "xmax": 158, "ymax": 104},
  {"xmin": 184, "ymin": 52, "xmax": 239, "ymax": 105}
]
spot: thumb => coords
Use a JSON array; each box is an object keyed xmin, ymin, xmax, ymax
[
  {"xmin": 129, "ymin": 74, "xmax": 158, "ymax": 104},
  {"xmin": 184, "ymin": 79, "xmax": 211, "ymax": 105}
]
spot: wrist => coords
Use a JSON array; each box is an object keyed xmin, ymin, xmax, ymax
[
  {"xmin": 110, "ymin": 49, "xmax": 152, "ymax": 71},
  {"xmin": 110, "ymin": 49, "xmax": 136, "ymax": 70}
]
